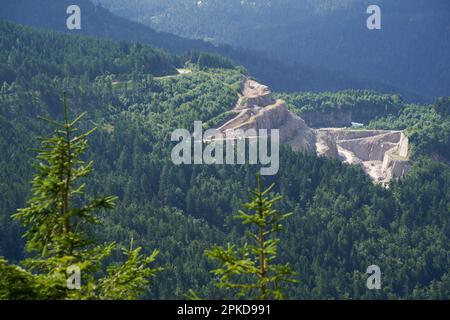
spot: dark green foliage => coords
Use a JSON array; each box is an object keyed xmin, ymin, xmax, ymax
[
  {"xmin": 0, "ymin": 257, "xmax": 59, "ymax": 299},
  {"xmin": 206, "ymin": 176, "xmax": 297, "ymax": 300},
  {"xmin": 277, "ymin": 90, "xmax": 403, "ymax": 127},
  {"xmin": 0, "ymin": 21, "xmax": 178, "ymax": 85},
  {"xmin": 279, "ymin": 90, "xmax": 402, "ymax": 114},
  {"xmin": 184, "ymin": 52, "xmax": 235, "ymax": 70},
  {"xmin": 95, "ymin": 0, "xmax": 450, "ymax": 100},
  {"xmin": 1, "ymin": 95, "xmax": 161, "ymax": 299},
  {"xmin": 13, "ymin": 95, "xmax": 116, "ymax": 259},
  {"xmin": 434, "ymin": 97, "xmax": 450, "ymax": 118},
  {"xmin": 0, "ymin": 1, "xmax": 396, "ymax": 96},
  {"xmin": 0, "ymin": 20, "xmax": 449, "ymax": 300}
]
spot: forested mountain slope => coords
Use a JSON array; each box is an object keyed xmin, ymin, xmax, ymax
[
  {"xmin": 0, "ymin": 20, "xmax": 449, "ymax": 299},
  {"xmin": 0, "ymin": 0, "xmax": 399, "ymax": 96},
  {"xmin": 95, "ymin": 0, "xmax": 450, "ymax": 100}
]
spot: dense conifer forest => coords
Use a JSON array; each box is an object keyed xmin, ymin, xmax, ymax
[{"xmin": 0, "ymin": 13, "xmax": 448, "ymax": 300}]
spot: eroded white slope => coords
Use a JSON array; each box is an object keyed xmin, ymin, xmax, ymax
[{"xmin": 211, "ymin": 78, "xmax": 410, "ymax": 183}]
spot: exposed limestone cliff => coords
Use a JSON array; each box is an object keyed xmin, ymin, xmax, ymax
[
  {"xmin": 316, "ymin": 131, "xmax": 339, "ymax": 158},
  {"xmin": 316, "ymin": 129, "xmax": 410, "ymax": 184},
  {"xmin": 217, "ymin": 79, "xmax": 315, "ymax": 150},
  {"xmin": 211, "ymin": 78, "xmax": 410, "ymax": 184},
  {"xmin": 235, "ymin": 79, "xmax": 275, "ymax": 110}
]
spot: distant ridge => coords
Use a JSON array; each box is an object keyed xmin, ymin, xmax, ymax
[{"xmin": 0, "ymin": 0, "xmax": 402, "ymax": 96}]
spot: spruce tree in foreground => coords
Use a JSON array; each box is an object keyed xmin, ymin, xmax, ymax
[
  {"xmin": 205, "ymin": 175, "xmax": 297, "ymax": 300},
  {"xmin": 0, "ymin": 94, "xmax": 160, "ymax": 299}
]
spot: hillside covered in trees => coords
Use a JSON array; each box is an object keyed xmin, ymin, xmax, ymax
[
  {"xmin": 95, "ymin": 0, "xmax": 450, "ymax": 101},
  {"xmin": 0, "ymin": 0, "xmax": 399, "ymax": 96},
  {"xmin": 0, "ymin": 19, "xmax": 449, "ymax": 299}
]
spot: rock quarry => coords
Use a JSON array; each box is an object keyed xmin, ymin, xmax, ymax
[{"xmin": 211, "ymin": 78, "xmax": 410, "ymax": 184}]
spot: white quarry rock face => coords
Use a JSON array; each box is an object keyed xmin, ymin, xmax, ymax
[
  {"xmin": 398, "ymin": 133, "xmax": 409, "ymax": 158},
  {"xmin": 234, "ymin": 79, "xmax": 275, "ymax": 111},
  {"xmin": 212, "ymin": 78, "xmax": 410, "ymax": 184},
  {"xmin": 317, "ymin": 129, "xmax": 410, "ymax": 184},
  {"xmin": 316, "ymin": 131, "xmax": 339, "ymax": 158}
]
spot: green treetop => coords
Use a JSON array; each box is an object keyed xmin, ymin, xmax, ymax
[
  {"xmin": 205, "ymin": 175, "xmax": 298, "ymax": 300},
  {"xmin": 1, "ymin": 94, "xmax": 161, "ymax": 299}
]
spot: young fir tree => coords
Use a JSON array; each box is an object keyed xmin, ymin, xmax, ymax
[
  {"xmin": 1, "ymin": 94, "xmax": 161, "ymax": 299},
  {"xmin": 205, "ymin": 175, "xmax": 297, "ymax": 300}
]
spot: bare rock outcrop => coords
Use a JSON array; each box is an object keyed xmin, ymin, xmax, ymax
[
  {"xmin": 217, "ymin": 79, "xmax": 315, "ymax": 151},
  {"xmin": 382, "ymin": 150, "xmax": 411, "ymax": 182},
  {"xmin": 235, "ymin": 79, "xmax": 275, "ymax": 110},
  {"xmin": 337, "ymin": 132, "xmax": 401, "ymax": 161},
  {"xmin": 317, "ymin": 129, "xmax": 410, "ymax": 184},
  {"xmin": 315, "ymin": 131, "xmax": 339, "ymax": 158},
  {"xmin": 210, "ymin": 78, "xmax": 410, "ymax": 184}
]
